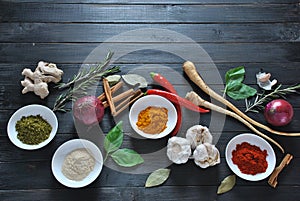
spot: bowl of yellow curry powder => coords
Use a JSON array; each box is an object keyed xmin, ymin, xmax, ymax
[
  {"xmin": 129, "ymin": 95, "xmax": 177, "ymax": 139},
  {"xmin": 7, "ymin": 104, "xmax": 58, "ymax": 150}
]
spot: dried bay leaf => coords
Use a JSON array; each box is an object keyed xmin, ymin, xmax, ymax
[
  {"xmin": 106, "ymin": 75, "xmax": 121, "ymax": 86},
  {"xmin": 217, "ymin": 174, "xmax": 236, "ymax": 194},
  {"xmin": 122, "ymin": 74, "xmax": 147, "ymax": 88},
  {"xmin": 145, "ymin": 168, "xmax": 171, "ymax": 188}
]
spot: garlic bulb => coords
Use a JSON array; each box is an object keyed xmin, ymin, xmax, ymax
[
  {"xmin": 256, "ymin": 72, "xmax": 277, "ymax": 90},
  {"xmin": 186, "ymin": 125, "xmax": 213, "ymax": 149},
  {"xmin": 193, "ymin": 143, "xmax": 220, "ymax": 168},
  {"xmin": 167, "ymin": 137, "xmax": 191, "ymax": 164}
]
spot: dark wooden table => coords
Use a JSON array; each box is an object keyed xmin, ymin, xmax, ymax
[{"xmin": 1, "ymin": 0, "xmax": 300, "ymax": 201}]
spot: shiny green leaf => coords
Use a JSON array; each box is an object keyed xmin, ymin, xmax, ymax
[
  {"xmin": 224, "ymin": 66, "xmax": 257, "ymax": 100},
  {"xmin": 227, "ymin": 83, "xmax": 257, "ymax": 100},
  {"xmin": 145, "ymin": 168, "xmax": 171, "ymax": 188},
  {"xmin": 104, "ymin": 121, "xmax": 123, "ymax": 155},
  {"xmin": 225, "ymin": 66, "xmax": 245, "ymax": 84},
  {"xmin": 217, "ymin": 175, "xmax": 236, "ymax": 194},
  {"xmin": 111, "ymin": 148, "xmax": 144, "ymax": 167}
]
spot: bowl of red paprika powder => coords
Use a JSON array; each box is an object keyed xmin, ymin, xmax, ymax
[{"xmin": 225, "ymin": 133, "xmax": 276, "ymax": 181}]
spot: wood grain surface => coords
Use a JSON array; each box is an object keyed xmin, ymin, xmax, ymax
[{"xmin": 0, "ymin": 1, "xmax": 299, "ymax": 201}]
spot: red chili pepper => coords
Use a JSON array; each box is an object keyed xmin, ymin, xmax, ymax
[
  {"xmin": 150, "ymin": 72, "xmax": 177, "ymax": 94},
  {"xmin": 146, "ymin": 89, "xmax": 210, "ymax": 113},
  {"xmin": 150, "ymin": 72, "xmax": 182, "ymax": 136}
]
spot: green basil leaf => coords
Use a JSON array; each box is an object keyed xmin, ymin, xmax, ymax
[
  {"xmin": 225, "ymin": 66, "xmax": 245, "ymax": 84},
  {"xmin": 227, "ymin": 83, "xmax": 257, "ymax": 100},
  {"xmin": 104, "ymin": 121, "xmax": 123, "ymax": 155},
  {"xmin": 145, "ymin": 168, "xmax": 171, "ymax": 188},
  {"xmin": 217, "ymin": 175, "xmax": 236, "ymax": 194},
  {"xmin": 111, "ymin": 148, "xmax": 144, "ymax": 167}
]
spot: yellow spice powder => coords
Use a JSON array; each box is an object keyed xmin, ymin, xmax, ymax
[{"xmin": 136, "ymin": 106, "xmax": 168, "ymax": 134}]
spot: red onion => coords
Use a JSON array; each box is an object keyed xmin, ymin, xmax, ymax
[
  {"xmin": 73, "ymin": 95, "xmax": 105, "ymax": 125},
  {"xmin": 264, "ymin": 99, "xmax": 294, "ymax": 126}
]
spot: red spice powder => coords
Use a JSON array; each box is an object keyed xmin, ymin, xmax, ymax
[{"xmin": 232, "ymin": 142, "xmax": 268, "ymax": 175}]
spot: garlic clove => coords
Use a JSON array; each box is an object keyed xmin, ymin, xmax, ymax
[
  {"xmin": 256, "ymin": 72, "xmax": 277, "ymax": 91},
  {"xmin": 193, "ymin": 143, "xmax": 220, "ymax": 168},
  {"xmin": 185, "ymin": 125, "xmax": 213, "ymax": 149},
  {"xmin": 167, "ymin": 137, "xmax": 191, "ymax": 164}
]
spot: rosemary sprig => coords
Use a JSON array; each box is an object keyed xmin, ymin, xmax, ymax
[
  {"xmin": 57, "ymin": 51, "xmax": 115, "ymax": 89},
  {"xmin": 53, "ymin": 51, "xmax": 121, "ymax": 112},
  {"xmin": 245, "ymin": 84, "xmax": 300, "ymax": 113}
]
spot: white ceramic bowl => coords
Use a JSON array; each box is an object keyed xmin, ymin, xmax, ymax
[
  {"xmin": 129, "ymin": 95, "xmax": 177, "ymax": 139},
  {"xmin": 51, "ymin": 139, "xmax": 103, "ymax": 188},
  {"xmin": 7, "ymin": 104, "xmax": 58, "ymax": 150},
  {"xmin": 225, "ymin": 133, "xmax": 276, "ymax": 181}
]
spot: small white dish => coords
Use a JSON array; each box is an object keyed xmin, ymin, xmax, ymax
[
  {"xmin": 7, "ymin": 104, "xmax": 58, "ymax": 150},
  {"xmin": 51, "ymin": 139, "xmax": 103, "ymax": 188},
  {"xmin": 225, "ymin": 133, "xmax": 276, "ymax": 181},
  {"xmin": 129, "ymin": 95, "xmax": 177, "ymax": 139}
]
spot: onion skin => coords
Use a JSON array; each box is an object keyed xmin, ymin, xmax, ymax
[
  {"xmin": 73, "ymin": 96, "xmax": 105, "ymax": 125},
  {"xmin": 264, "ymin": 99, "xmax": 294, "ymax": 127}
]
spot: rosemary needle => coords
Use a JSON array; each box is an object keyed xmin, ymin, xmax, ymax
[
  {"xmin": 53, "ymin": 52, "xmax": 121, "ymax": 112},
  {"xmin": 245, "ymin": 84, "xmax": 300, "ymax": 113}
]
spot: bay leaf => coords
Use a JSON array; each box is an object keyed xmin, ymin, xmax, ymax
[
  {"xmin": 122, "ymin": 74, "xmax": 147, "ymax": 88},
  {"xmin": 217, "ymin": 174, "xmax": 236, "ymax": 194},
  {"xmin": 145, "ymin": 168, "xmax": 171, "ymax": 188},
  {"xmin": 106, "ymin": 75, "xmax": 121, "ymax": 86},
  {"xmin": 111, "ymin": 148, "xmax": 144, "ymax": 167}
]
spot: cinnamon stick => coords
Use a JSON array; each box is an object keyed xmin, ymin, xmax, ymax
[
  {"xmin": 98, "ymin": 81, "xmax": 123, "ymax": 101},
  {"xmin": 268, "ymin": 153, "xmax": 293, "ymax": 188},
  {"xmin": 113, "ymin": 90, "xmax": 143, "ymax": 116},
  {"xmin": 103, "ymin": 78, "xmax": 116, "ymax": 115},
  {"xmin": 113, "ymin": 89, "xmax": 135, "ymax": 103}
]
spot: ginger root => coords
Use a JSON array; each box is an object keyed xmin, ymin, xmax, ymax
[{"xmin": 21, "ymin": 61, "xmax": 63, "ymax": 99}]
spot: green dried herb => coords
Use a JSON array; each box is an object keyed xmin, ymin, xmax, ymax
[
  {"xmin": 245, "ymin": 84, "xmax": 300, "ymax": 113},
  {"xmin": 16, "ymin": 115, "xmax": 52, "ymax": 145},
  {"xmin": 53, "ymin": 52, "xmax": 121, "ymax": 112},
  {"xmin": 122, "ymin": 74, "xmax": 148, "ymax": 88},
  {"xmin": 217, "ymin": 175, "xmax": 236, "ymax": 194},
  {"xmin": 145, "ymin": 168, "xmax": 171, "ymax": 188}
]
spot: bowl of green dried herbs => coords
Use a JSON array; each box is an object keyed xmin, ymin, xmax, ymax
[{"xmin": 7, "ymin": 104, "xmax": 58, "ymax": 150}]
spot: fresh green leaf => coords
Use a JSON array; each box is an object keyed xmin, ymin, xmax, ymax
[
  {"xmin": 104, "ymin": 121, "xmax": 123, "ymax": 155},
  {"xmin": 145, "ymin": 168, "xmax": 171, "ymax": 188},
  {"xmin": 111, "ymin": 148, "xmax": 144, "ymax": 167},
  {"xmin": 224, "ymin": 66, "xmax": 257, "ymax": 100},
  {"xmin": 225, "ymin": 66, "xmax": 245, "ymax": 84},
  {"xmin": 227, "ymin": 83, "xmax": 257, "ymax": 100},
  {"xmin": 217, "ymin": 175, "xmax": 236, "ymax": 194}
]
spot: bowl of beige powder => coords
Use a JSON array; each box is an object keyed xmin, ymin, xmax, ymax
[{"xmin": 51, "ymin": 139, "xmax": 103, "ymax": 188}]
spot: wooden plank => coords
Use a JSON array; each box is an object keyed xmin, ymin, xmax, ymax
[
  {"xmin": 0, "ymin": 43, "xmax": 299, "ymax": 63},
  {"xmin": 1, "ymin": 3, "xmax": 299, "ymax": 23},
  {"xmin": 0, "ymin": 186, "xmax": 299, "ymax": 201},
  {"xmin": 0, "ymin": 63, "xmax": 299, "ymax": 86},
  {"xmin": 0, "ymin": 158, "xmax": 298, "ymax": 190},
  {"xmin": 1, "ymin": 23, "xmax": 300, "ymax": 43},
  {"xmin": 4, "ymin": 0, "xmax": 299, "ymax": 4}
]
